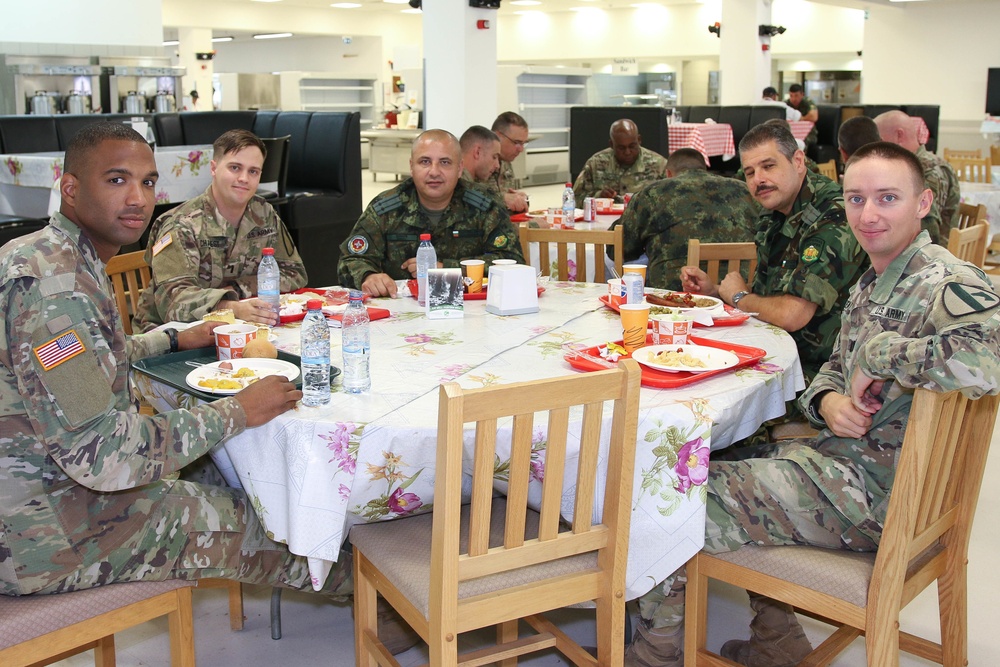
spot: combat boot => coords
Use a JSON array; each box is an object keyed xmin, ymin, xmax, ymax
[
  {"xmin": 719, "ymin": 592, "xmax": 812, "ymax": 667},
  {"xmin": 624, "ymin": 623, "xmax": 684, "ymax": 667}
]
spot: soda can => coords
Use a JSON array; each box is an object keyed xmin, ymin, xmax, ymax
[
  {"xmin": 623, "ymin": 272, "xmax": 644, "ymax": 304},
  {"xmin": 623, "ymin": 192, "xmax": 633, "ymax": 206},
  {"xmin": 583, "ymin": 197, "xmax": 595, "ymax": 222}
]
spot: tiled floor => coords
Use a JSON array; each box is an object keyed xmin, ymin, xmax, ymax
[{"xmin": 44, "ymin": 173, "xmax": 1000, "ymax": 665}]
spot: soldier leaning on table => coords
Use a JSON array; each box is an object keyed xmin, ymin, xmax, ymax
[
  {"xmin": 572, "ymin": 118, "xmax": 668, "ymax": 208},
  {"xmin": 337, "ymin": 128, "xmax": 524, "ymax": 298},
  {"xmin": 626, "ymin": 143, "xmax": 1000, "ymax": 667},
  {"xmin": 490, "ymin": 111, "xmax": 531, "ymax": 213}
]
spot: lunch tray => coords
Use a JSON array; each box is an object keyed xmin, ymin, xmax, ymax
[
  {"xmin": 406, "ymin": 279, "xmax": 545, "ymax": 301},
  {"xmin": 564, "ymin": 334, "xmax": 766, "ymax": 389},
  {"xmin": 132, "ymin": 348, "xmax": 342, "ymax": 402},
  {"xmin": 598, "ymin": 294, "xmax": 750, "ymax": 327},
  {"xmin": 280, "ymin": 288, "xmax": 372, "ymax": 323}
]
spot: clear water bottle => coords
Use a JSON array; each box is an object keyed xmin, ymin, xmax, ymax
[
  {"xmin": 341, "ymin": 290, "xmax": 371, "ymax": 394},
  {"xmin": 561, "ymin": 182, "xmax": 575, "ymax": 229},
  {"xmin": 300, "ymin": 299, "xmax": 331, "ymax": 406},
  {"xmin": 257, "ymin": 247, "xmax": 280, "ymax": 317},
  {"xmin": 415, "ymin": 233, "xmax": 437, "ymax": 308}
]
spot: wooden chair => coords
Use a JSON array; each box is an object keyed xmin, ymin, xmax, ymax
[
  {"xmin": 350, "ymin": 359, "xmax": 642, "ymax": 666},
  {"xmin": 686, "ymin": 239, "xmax": 757, "ymax": 286},
  {"xmin": 105, "ymin": 250, "xmax": 151, "ymax": 336},
  {"xmin": 684, "ymin": 387, "xmax": 1000, "ymax": 667},
  {"xmin": 956, "ymin": 202, "xmax": 987, "ymax": 230},
  {"xmin": 0, "ymin": 579, "xmax": 196, "ymax": 667},
  {"xmin": 942, "ymin": 148, "xmax": 981, "ymax": 161},
  {"xmin": 816, "ymin": 159, "xmax": 838, "ymax": 181},
  {"xmin": 519, "ymin": 225, "xmax": 624, "ymax": 282},
  {"xmin": 947, "ymin": 220, "xmax": 989, "ymax": 268},
  {"xmin": 947, "ymin": 156, "xmax": 992, "ymax": 184},
  {"xmin": 991, "ymin": 144, "xmax": 1000, "ymax": 167}
]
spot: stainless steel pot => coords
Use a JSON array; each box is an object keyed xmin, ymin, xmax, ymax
[
  {"xmin": 30, "ymin": 91, "xmax": 54, "ymax": 115},
  {"xmin": 65, "ymin": 92, "xmax": 91, "ymax": 115},
  {"xmin": 122, "ymin": 91, "xmax": 146, "ymax": 115},
  {"xmin": 153, "ymin": 92, "xmax": 176, "ymax": 114}
]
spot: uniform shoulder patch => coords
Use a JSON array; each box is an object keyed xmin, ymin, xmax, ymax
[
  {"xmin": 372, "ymin": 193, "xmax": 403, "ymax": 216},
  {"xmin": 802, "ymin": 241, "xmax": 824, "ymax": 264},
  {"xmin": 34, "ymin": 331, "xmax": 85, "ymax": 371},
  {"xmin": 462, "ymin": 187, "xmax": 492, "ymax": 212},
  {"xmin": 151, "ymin": 231, "xmax": 173, "ymax": 257},
  {"xmin": 493, "ymin": 234, "xmax": 509, "ymax": 249},
  {"xmin": 943, "ymin": 283, "xmax": 1000, "ymax": 317},
  {"xmin": 348, "ymin": 235, "xmax": 369, "ymax": 255}
]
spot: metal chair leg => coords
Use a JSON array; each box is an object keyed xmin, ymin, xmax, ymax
[{"xmin": 270, "ymin": 586, "xmax": 283, "ymax": 640}]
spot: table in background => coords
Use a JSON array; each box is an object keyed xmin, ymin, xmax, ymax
[
  {"xmin": 0, "ymin": 144, "xmax": 213, "ymax": 218},
  {"xmin": 137, "ymin": 283, "xmax": 804, "ymax": 599},
  {"xmin": 668, "ymin": 122, "xmax": 736, "ymax": 165},
  {"xmin": 961, "ymin": 180, "xmax": 1000, "ymax": 239},
  {"xmin": 360, "ymin": 128, "xmax": 422, "ymax": 181},
  {"xmin": 517, "ymin": 213, "xmax": 622, "ymax": 283},
  {"xmin": 787, "ymin": 120, "xmax": 815, "ymax": 143}
]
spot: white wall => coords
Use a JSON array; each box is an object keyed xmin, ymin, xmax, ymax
[
  {"xmin": 211, "ymin": 35, "xmax": 382, "ymax": 78},
  {"xmin": 0, "ymin": 0, "xmax": 161, "ymax": 47}
]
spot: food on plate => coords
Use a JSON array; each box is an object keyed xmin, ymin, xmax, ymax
[
  {"xmin": 646, "ymin": 292, "xmax": 717, "ymax": 309},
  {"xmin": 234, "ymin": 367, "xmax": 257, "ymax": 378},
  {"xmin": 242, "ymin": 337, "xmax": 278, "ymax": 359},
  {"xmin": 219, "ymin": 361, "xmax": 233, "ymax": 370},
  {"xmin": 528, "ymin": 209, "xmax": 548, "ymax": 217},
  {"xmin": 279, "ymin": 302, "xmax": 305, "ymax": 317},
  {"xmin": 599, "ymin": 341, "xmax": 627, "ymax": 362},
  {"xmin": 652, "ymin": 347, "xmax": 707, "ymax": 368},
  {"xmin": 203, "ymin": 308, "xmax": 235, "ymax": 324},
  {"xmin": 197, "ymin": 377, "xmax": 242, "ymax": 390}
]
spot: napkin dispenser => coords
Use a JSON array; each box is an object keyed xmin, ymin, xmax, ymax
[{"xmin": 486, "ymin": 264, "xmax": 539, "ymax": 316}]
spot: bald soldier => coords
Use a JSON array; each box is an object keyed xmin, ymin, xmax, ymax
[
  {"xmin": 572, "ymin": 118, "xmax": 668, "ymax": 208},
  {"xmin": 338, "ymin": 129, "xmax": 524, "ymax": 297}
]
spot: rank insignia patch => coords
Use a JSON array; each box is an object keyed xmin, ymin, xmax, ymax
[
  {"xmin": 34, "ymin": 331, "xmax": 85, "ymax": 371},
  {"xmin": 348, "ymin": 235, "xmax": 369, "ymax": 254}
]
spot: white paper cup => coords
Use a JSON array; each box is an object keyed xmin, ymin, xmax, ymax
[
  {"xmin": 492, "ymin": 259, "xmax": 517, "ymax": 265},
  {"xmin": 651, "ymin": 315, "xmax": 694, "ymax": 345},
  {"xmin": 215, "ymin": 324, "xmax": 258, "ymax": 360},
  {"xmin": 607, "ymin": 278, "xmax": 625, "ymax": 307}
]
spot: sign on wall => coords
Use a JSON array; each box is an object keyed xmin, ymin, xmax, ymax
[{"xmin": 612, "ymin": 58, "xmax": 638, "ymax": 76}]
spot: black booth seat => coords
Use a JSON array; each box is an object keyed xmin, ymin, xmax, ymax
[
  {"xmin": 748, "ymin": 105, "xmax": 786, "ymax": 131},
  {"xmin": 0, "ymin": 117, "xmax": 59, "ymax": 153},
  {"xmin": 687, "ymin": 106, "xmax": 722, "ymax": 124},
  {"xmin": 177, "ymin": 111, "xmax": 256, "ymax": 146},
  {"xmin": 252, "ymin": 110, "xmax": 280, "ymax": 138},
  {"xmin": 154, "ymin": 113, "xmax": 184, "ymax": 147},
  {"xmin": 0, "ymin": 215, "xmax": 49, "ymax": 248}
]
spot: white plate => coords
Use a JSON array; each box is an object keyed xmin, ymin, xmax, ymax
[
  {"xmin": 631, "ymin": 344, "xmax": 739, "ymax": 373},
  {"xmin": 647, "ymin": 292, "xmax": 723, "ymax": 312},
  {"xmin": 185, "ymin": 358, "xmax": 300, "ymax": 395}
]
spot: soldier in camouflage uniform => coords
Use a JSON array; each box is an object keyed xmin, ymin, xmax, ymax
[
  {"xmin": 683, "ymin": 122, "xmax": 869, "ymax": 386},
  {"xmin": 459, "ymin": 125, "xmax": 502, "ymax": 185},
  {"xmin": 616, "ymin": 148, "xmax": 756, "ymax": 291},
  {"xmin": 338, "ymin": 129, "xmax": 524, "ymax": 297},
  {"xmin": 0, "ymin": 123, "xmax": 350, "ymax": 598},
  {"xmin": 490, "ymin": 111, "xmax": 530, "ymax": 213},
  {"xmin": 785, "ymin": 83, "xmax": 819, "ymax": 151},
  {"xmin": 875, "ymin": 110, "xmax": 961, "ymax": 245},
  {"xmin": 133, "ymin": 130, "xmax": 307, "ymax": 332},
  {"xmin": 627, "ymin": 143, "xmax": 1000, "ymax": 667},
  {"xmin": 572, "ymin": 119, "xmax": 668, "ymax": 208}
]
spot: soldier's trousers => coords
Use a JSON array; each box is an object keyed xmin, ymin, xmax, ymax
[{"xmin": 637, "ymin": 437, "xmax": 882, "ymax": 628}]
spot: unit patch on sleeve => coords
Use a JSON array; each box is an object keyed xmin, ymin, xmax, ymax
[
  {"xmin": 34, "ymin": 331, "xmax": 85, "ymax": 371},
  {"xmin": 348, "ymin": 235, "xmax": 369, "ymax": 254},
  {"xmin": 493, "ymin": 234, "xmax": 509, "ymax": 248},
  {"xmin": 943, "ymin": 283, "xmax": 1000, "ymax": 317},
  {"xmin": 801, "ymin": 242, "xmax": 824, "ymax": 264}
]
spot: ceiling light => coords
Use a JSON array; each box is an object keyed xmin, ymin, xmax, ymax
[
  {"xmin": 401, "ymin": 7, "xmax": 421, "ymax": 12},
  {"xmin": 510, "ymin": 0, "xmax": 541, "ymax": 5},
  {"xmin": 162, "ymin": 40, "xmax": 179, "ymax": 46},
  {"xmin": 383, "ymin": 0, "xmax": 409, "ymax": 3},
  {"xmin": 253, "ymin": 32, "xmax": 293, "ymax": 39},
  {"xmin": 331, "ymin": 1, "xmax": 361, "ymax": 6},
  {"xmin": 211, "ymin": 36, "xmax": 234, "ymax": 43},
  {"xmin": 250, "ymin": 0, "xmax": 283, "ymax": 3}
]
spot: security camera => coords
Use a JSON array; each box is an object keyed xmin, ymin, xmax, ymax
[
  {"xmin": 708, "ymin": 23, "xmax": 721, "ymax": 37},
  {"xmin": 408, "ymin": 0, "xmax": 420, "ymax": 8}
]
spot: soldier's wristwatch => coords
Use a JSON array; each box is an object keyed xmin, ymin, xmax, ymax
[{"xmin": 731, "ymin": 291, "xmax": 750, "ymax": 306}]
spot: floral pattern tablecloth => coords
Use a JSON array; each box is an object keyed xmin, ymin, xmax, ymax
[
  {"xmin": 0, "ymin": 145, "xmax": 212, "ymax": 218},
  {"xmin": 136, "ymin": 283, "xmax": 804, "ymax": 598}
]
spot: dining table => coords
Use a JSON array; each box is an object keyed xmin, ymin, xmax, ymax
[
  {"xmin": 0, "ymin": 144, "xmax": 214, "ymax": 218},
  {"xmin": 668, "ymin": 122, "xmax": 736, "ymax": 165},
  {"xmin": 515, "ymin": 212, "xmax": 623, "ymax": 283},
  {"xmin": 135, "ymin": 281, "xmax": 805, "ymax": 600},
  {"xmin": 960, "ymin": 180, "xmax": 1000, "ymax": 238}
]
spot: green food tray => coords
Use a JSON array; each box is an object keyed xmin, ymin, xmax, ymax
[{"xmin": 131, "ymin": 347, "xmax": 342, "ymax": 402}]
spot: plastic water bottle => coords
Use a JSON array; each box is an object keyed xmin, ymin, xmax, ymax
[
  {"xmin": 257, "ymin": 247, "xmax": 280, "ymax": 317},
  {"xmin": 341, "ymin": 290, "xmax": 371, "ymax": 394},
  {"xmin": 416, "ymin": 233, "xmax": 437, "ymax": 308},
  {"xmin": 561, "ymin": 182, "xmax": 575, "ymax": 229},
  {"xmin": 300, "ymin": 299, "xmax": 331, "ymax": 406}
]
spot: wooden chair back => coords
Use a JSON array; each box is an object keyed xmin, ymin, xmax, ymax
[
  {"xmin": 948, "ymin": 156, "xmax": 992, "ymax": 183},
  {"xmin": 947, "ymin": 220, "xmax": 989, "ymax": 267},
  {"xmin": 351, "ymin": 360, "xmax": 642, "ymax": 666},
  {"xmin": 685, "ymin": 388, "xmax": 1000, "ymax": 666},
  {"xmin": 956, "ymin": 202, "xmax": 987, "ymax": 230},
  {"xmin": 817, "ymin": 159, "xmax": 838, "ymax": 181},
  {"xmin": 991, "ymin": 144, "xmax": 1000, "ymax": 167},
  {"xmin": 943, "ymin": 148, "xmax": 981, "ymax": 161},
  {"xmin": 519, "ymin": 225, "xmax": 623, "ymax": 282},
  {"xmin": 105, "ymin": 250, "xmax": 151, "ymax": 335},
  {"xmin": 686, "ymin": 239, "xmax": 757, "ymax": 286}
]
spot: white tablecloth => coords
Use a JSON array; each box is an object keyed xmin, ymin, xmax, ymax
[
  {"xmin": 0, "ymin": 144, "xmax": 213, "ymax": 218},
  {"xmin": 136, "ymin": 282, "xmax": 804, "ymax": 599},
  {"xmin": 960, "ymin": 181, "xmax": 1000, "ymax": 238}
]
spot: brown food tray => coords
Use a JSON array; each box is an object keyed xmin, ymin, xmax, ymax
[{"xmin": 564, "ymin": 334, "xmax": 765, "ymax": 388}]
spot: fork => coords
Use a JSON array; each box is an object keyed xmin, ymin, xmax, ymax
[{"xmin": 185, "ymin": 360, "xmax": 235, "ymax": 375}]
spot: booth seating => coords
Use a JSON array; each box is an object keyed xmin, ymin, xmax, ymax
[{"xmin": 812, "ymin": 103, "xmax": 941, "ymax": 170}]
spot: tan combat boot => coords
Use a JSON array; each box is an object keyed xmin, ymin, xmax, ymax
[
  {"xmin": 719, "ymin": 592, "xmax": 812, "ymax": 667},
  {"xmin": 623, "ymin": 623, "xmax": 684, "ymax": 667}
]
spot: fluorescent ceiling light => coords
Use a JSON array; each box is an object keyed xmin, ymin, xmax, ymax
[
  {"xmin": 889, "ymin": 0, "xmax": 929, "ymax": 2},
  {"xmin": 211, "ymin": 36, "xmax": 234, "ymax": 43},
  {"xmin": 401, "ymin": 7, "xmax": 421, "ymax": 12},
  {"xmin": 383, "ymin": 0, "xmax": 409, "ymax": 3},
  {"xmin": 510, "ymin": 0, "xmax": 541, "ymax": 5},
  {"xmin": 250, "ymin": 0, "xmax": 283, "ymax": 3},
  {"xmin": 253, "ymin": 32, "xmax": 294, "ymax": 39},
  {"xmin": 162, "ymin": 40, "xmax": 179, "ymax": 46},
  {"xmin": 331, "ymin": 1, "xmax": 361, "ymax": 6}
]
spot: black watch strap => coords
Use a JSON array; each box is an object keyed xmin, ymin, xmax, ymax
[{"xmin": 164, "ymin": 328, "xmax": 179, "ymax": 353}]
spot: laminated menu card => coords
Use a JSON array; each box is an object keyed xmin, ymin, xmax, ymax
[{"xmin": 426, "ymin": 268, "xmax": 464, "ymax": 319}]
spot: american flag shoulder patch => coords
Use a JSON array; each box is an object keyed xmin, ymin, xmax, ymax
[{"xmin": 34, "ymin": 331, "xmax": 85, "ymax": 371}]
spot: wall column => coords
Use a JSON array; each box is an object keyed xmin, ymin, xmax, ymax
[
  {"xmin": 177, "ymin": 27, "xmax": 213, "ymax": 110},
  {"xmin": 719, "ymin": 0, "xmax": 772, "ymax": 105}
]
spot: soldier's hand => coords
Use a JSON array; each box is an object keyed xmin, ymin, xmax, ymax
[
  {"xmin": 719, "ymin": 272, "xmax": 749, "ymax": 304},
  {"xmin": 229, "ymin": 298, "xmax": 279, "ymax": 326},
  {"xmin": 599, "ymin": 187, "xmax": 617, "ymax": 199},
  {"xmin": 176, "ymin": 321, "xmax": 222, "ymax": 350},
  {"xmin": 680, "ymin": 266, "xmax": 718, "ymax": 297},
  {"xmin": 818, "ymin": 391, "xmax": 873, "ymax": 439},
  {"xmin": 362, "ymin": 272, "xmax": 398, "ymax": 297},
  {"xmin": 505, "ymin": 190, "xmax": 528, "ymax": 213},
  {"xmin": 235, "ymin": 375, "xmax": 302, "ymax": 428},
  {"xmin": 849, "ymin": 371, "xmax": 884, "ymax": 416}
]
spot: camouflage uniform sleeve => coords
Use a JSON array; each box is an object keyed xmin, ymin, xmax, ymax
[
  {"xmin": 573, "ymin": 158, "xmax": 598, "ymax": 208},
  {"xmin": 8, "ymin": 277, "xmax": 247, "ymax": 492},
  {"xmin": 147, "ymin": 217, "xmax": 238, "ymax": 322},
  {"xmin": 273, "ymin": 215, "xmax": 309, "ymax": 291},
  {"xmin": 337, "ymin": 205, "xmax": 390, "ymax": 289},
  {"xmin": 786, "ymin": 200, "xmax": 866, "ymax": 315},
  {"xmin": 857, "ymin": 278, "xmax": 1000, "ymax": 399},
  {"xmin": 937, "ymin": 161, "xmax": 961, "ymax": 232},
  {"xmin": 798, "ymin": 332, "xmax": 848, "ymax": 427},
  {"xmin": 126, "ymin": 329, "xmax": 170, "ymax": 361}
]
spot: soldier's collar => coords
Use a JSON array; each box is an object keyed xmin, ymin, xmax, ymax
[{"xmin": 869, "ymin": 231, "xmax": 932, "ymax": 304}]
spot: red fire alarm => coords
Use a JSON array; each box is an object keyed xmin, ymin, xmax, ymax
[
  {"xmin": 477, "ymin": 19, "xmax": 490, "ymax": 29},
  {"xmin": 762, "ymin": 44, "xmax": 770, "ymax": 51}
]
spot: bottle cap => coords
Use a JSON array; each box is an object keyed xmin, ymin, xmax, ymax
[
  {"xmin": 348, "ymin": 289, "xmax": 363, "ymax": 302},
  {"xmin": 262, "ymin": 247, "xmax": 275, "ymax": 256},
  {"xmin": 306, "ymin": 299, "xmax": 323, "ymax": 310},
  {"xmin": 420, "ymin": 233, "xmax": 431, "ymax": 241}
]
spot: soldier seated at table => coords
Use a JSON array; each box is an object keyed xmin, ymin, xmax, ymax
[
  {"xmin": 572, "ymin": 118, "xmax": 668, "ymax": 208},
  {"xmin": 612, "ymin": 147, "xmax": 756, "ymax": 291},
  {"xmin": 133, "ymin": 129, "xmax": 308, "ymax": 332},
  {"xmin": 337, "ymin": 129, "xmax": 524, "ymax": 298},
  {"xmin": 459, "ymin": 125, "xmax": 502, "ymax": 185},
  {"xmin": 490, "ymin": 111, "xmax": 531, "ymax": 213},
  {"xmin": 681, "ymin": 121, "xmax": 869, "ymax": 386}
]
